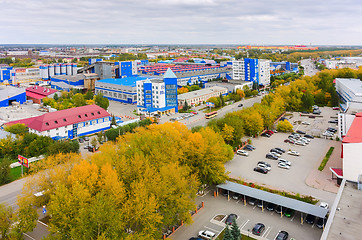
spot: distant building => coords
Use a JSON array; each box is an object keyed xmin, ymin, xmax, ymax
[
  {"xmin": 0, "ymin": 67, "xmax": 16, "ymax": 84},
  {"xmin": 136, "ymin": 68, "xmax": 178, "ymax": 115},
  {"xmin": 232, "ymin": 58, "xmax": 271, "ymax": 85},
  {"xmin": 258, "ymin": 59, "xmax": 271, "ymax": 86},
  {"xmin": 335, "ymin": 78, "xmax": 362, "ymax": 112},
  {"xmin": 0, "ymin": 86, "xmax": 26, "ymax": 107},
  {"xmin": 178, "ymin": 86, "xmax": 228, "ymax": 108},
  {"xmin": 6, "ymin": 105, "xmax": 111, "ymax": 140},
  {"xmin": 115, "ymin": 61, "xmax": 138, "ymax": 77},
  {"xmin": 26, "ymin": 86, "xmax": 59, "ymax": 104},
  {"xmin": 40, "ymin": 63, "xmax": 77, "ymax": 80}
]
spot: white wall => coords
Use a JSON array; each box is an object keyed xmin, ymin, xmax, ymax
[
  {"xmin": 259, "ymin": 60, "xmax": 271, "ymax": 85},
  {"xmin": 338, "ymin": 113, "xmax": 355, "ymax": 139},
  {"xmin": 232, "ymin": 60, "xmax": 245, "ymax": 80},
  {"xmin": 343, "ymin": 142, "xmax": 362, "ymax": 182}
]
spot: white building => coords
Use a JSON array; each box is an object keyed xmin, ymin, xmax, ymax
[
  {"xmin": 6, "ymin": 105, "xmax": 111, "ymax": 140},
  {"xmin": 258, "ymin": 59, "xmax": 271, "ymax": 86},
  {"xmin": 178, "ymin": 86, "xmax": 228, "ymax": 107},
  {"xmin": 232, "ymin": 60, "xmax": 245, "ymax": 81},
  {"xmin": 335, "ymin": 78, "xmax": 362, "ymax": 112}
]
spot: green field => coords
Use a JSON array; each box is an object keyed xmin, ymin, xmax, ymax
[{"xmin": 9, "ymin": 166, "xmax": 23, "ymax": 181}]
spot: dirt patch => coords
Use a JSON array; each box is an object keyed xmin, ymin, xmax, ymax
[{"xmin": 213, "ymin": 214, "xmax": 226, "ymax": 221}]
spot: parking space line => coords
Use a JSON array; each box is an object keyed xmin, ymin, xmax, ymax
[
  {"xmin": 291, "ymin": 215, "xmax": 295, "ymax": 221},
  {"xmin": 253, "ymin": 205, "xmax": 256, "ymax": 209},
  {"xmin": 236, "ymin": 200, "xmax": 240, "ymax": 204},
  {"xmin": 204, "ymin": 226, "xmax": 220, "ymax": 233},
  {"xmin": 262, "ymin": 226, "xmax": 271, "ymax": 238},
  {"xmin": 240, "ymin": 219, "xmax": 249, "ymax": 230}
]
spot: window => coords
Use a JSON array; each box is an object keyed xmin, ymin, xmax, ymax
[
  {"xmin": 45, "ymin": 122, "xmax": 49, "ymax": 126},
  {"xmin": 78, "ymin": 115, "xmax": 81, "ymax": 118},
  {"xmin": 145, "ymin": 90, "xmax": 151, "ymax": 94},
  {"xmin": 54, "ymin": 120, "xmax": 58, "ymax": 124},
  {"xmin": 91, "ymin": 113, "xmax": 94, "ymax": 116},
  {"xmin": 146, "ymin": 100, "xmax": 151, "ymax": 103},
  {"xmin": 97, "ymin": 111, "xmax": 100, "ymax": 114},
  {"xmin": 63, "ymin": 118, "xmax": 66, "ymax": 122},
  {"xmin": 47, "ymin": 130, "xmax": 50, "ymax": 133}
]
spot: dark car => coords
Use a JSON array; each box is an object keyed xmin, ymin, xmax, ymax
[
  {"xmin": 225, "ymin": 213, "xmax": 238, "ymax": 225},
  {"xmin": 275, "ymin": 147, "xmax": 285, "ymax": 153},
  {"xmin": 87, "ymin": 145, "xmax": 99, "ymax": 152},
  {"xmin": 247, "ymin": 197, "xmax": 257, "ymax": 206},
  {"xmin": 328, "ymin": 120, "xmax": 338, "ymax": 124},
  {"xmin": 84, "ymin": 136, "xmax": 90, "ymax": 141},
  {"xmin": 309, "ymin": 115, "xmax": 316, "ymax": 118},
  {"xmin": 301, "ymin": 111, "xmax": 309, "ymax": 114},
  {"xmin": 305, "ymin": 214, "xmax": 316, "ymax": 224},
  {"xmin": 189, "ymin": 238, "xmax": 203, "ymax": 240},
  {"xmin": 246, "ymin": 144, "xmax": 256, "ymax": 150},
  {"xmin": 266, "ymin": 202, "xmax": 275, "ymax": 211},
  {"xmin": 243, "ymin": 145, "xmax": 254, "ymax": 151},
  {"xmin": 316, "ymin": 217, "xmax": 327, "ymax": 229},
  {"xmin": 78, "ymin": 138, "xmax": 84, "ymax": 143},
  {"xmin": 261, "ymin": 132, "xmax": 271, "ymax": 137},
  {"xmin": 280, "ymin": 117, "xmax": 287, "ymax": 121},
  {"xmin": 254, "ymin": 167, "xmax": 268, "ymax": 174},
  {"xmin": 296, "ymin": 130, "xmax": 306, "ymax": 134},
  {"xmin": 257, "ymin": 200, "xmax": 265, "ymax": 208},
  {"xmin": 304, "ymin": 134, "xmax": 314, "ymax": 139},
  {"xmin": 252, "ymin": 223, "xmax": 265, "ymax": 236},
  {"xmin": 327, "ymin": 127, "xmax": 337, "ymax": 133},
  {"xmin": 238, "ymin": 103, "xmax": 243, "ymax": 107},
  {"xmin": 275, "ymin": 231, "xmax": 289, "ymax": 240},
  {"xmin": 275, "ymin": 205, "xmax": 283, "ymax": 214},
  {"xmin": 222, "ymin": 190, "xmax": 229, "ymax": 197},
  {"xmin": 270, "ymin": 148, "xmax": 283, "ymax": 155},
  {"xmin": 284, "ymin": 208, "xmax": 294, "ymax": 218},
  {"xmin": 266, "ymin": 153, "xmax": 278, "ymax": 160}
]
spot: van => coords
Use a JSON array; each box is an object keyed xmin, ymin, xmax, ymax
[{"xmin": 198, "ymin": 230, "xmax": 216, "ymax": 239}]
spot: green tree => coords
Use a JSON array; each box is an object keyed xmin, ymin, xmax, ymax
[
  {"xmin": 94, "ymin": 94, "xmax": 109, "ymax": 110},
  {"xmin": 90, "ymin": 138, "xmax": 98, "ymax": 149},
  {"xmin": 277, "ymin": 120, "xmax": 294, "ymax": 132},
  {"xmin": 223, "ymin": 226, "xmax": 233, "ymax": 240},
  {"xmin": 53, "ymin": 93, "xmax": 59, "ymax": 101},
  {"xmin": 231, "ymin": 218, "xmax": 241, "ymax": 240},
  {"xmin": 4, "ymin": 123, "xmax": 28, "ymax": 135},
  {"xmin": 72, "ymin": 93, "xmax": 86, "ymax": 107},
  {"xmin": 220, "ymin": 93, "xmax": 225, "ymax": 107},
  {"xmin": 0, "ymin": 203, "xmax": 14, "ymax": 239},
  {"xmin": 0, "ymin": 158, "xmax": 11, "ymax": 185},
  {"xmin": 301, "ymin": 92, "xmax": 314, "ymax": 111},
  {"xmin": 85, "ymin": 90, "xmax": 94, "ymax": 100}
]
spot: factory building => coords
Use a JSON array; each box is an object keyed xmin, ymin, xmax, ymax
[
  {"xmin": 5, "ymin": 105, "xmax": 111, "ymax": 140},
  {"xmin": 177, "ymin": 86, "xmax": 228, "ymax": 108},
  {"xmin": 95, "ymin": 76, "xmax": 153, "ymax": 104},
  {"xmin": 270, "ymin": 61, "xmax": 299, "ymax": 74},
  {"xmin": 79, "ymin": 61, "xmax": 114, "ymax": 80},
  {"xmin": 26, "ymin": 86, "xmax": 59, "ymax": 104},
  {"xmin": 0, "ymin": 86, "xmax": 26, "ymax": 107},
  {"xmin": 40, "ymin": 64, "xmax": 77, "ymax": 80},
  {"xmin": 136, "ymin": 68, "xmax": 178, "ymax": 115},
  {"xmin": 0, "ymin": 67, "xmax": 16, "ymax": 84},
  {"xmin": 232, "ymin": 58, "xmax": 271, "ymax": 86},
  {"xmin": 115, "ymin": 61, "xmax": 138, "ymax": 77},
  {"xmin": 258, "ymin": 59, "xmax": 271, "ymax": 86}
]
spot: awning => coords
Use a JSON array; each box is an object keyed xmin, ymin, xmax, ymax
[
  {"xmin": 217, "ymin": 181, "xmax": 328, "ymax": 218},
  {"xmin": 26, "ymin": 92, "xmax": 45, "ymax": 100},
  {"xmin": 330, "ymin": 167, "xmax": 343, "ymax": 178}
]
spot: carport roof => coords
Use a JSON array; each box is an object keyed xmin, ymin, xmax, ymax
[{"xmin": 217, "ymin": 181, "xmax": 328, "ymax": 218}]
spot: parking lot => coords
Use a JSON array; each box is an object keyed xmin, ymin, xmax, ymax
[{"xmin": 170, "ymin": 190, "xmax": 324, "ymax": 240}]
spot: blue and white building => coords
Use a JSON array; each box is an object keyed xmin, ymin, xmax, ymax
[
  {"xmin": 0, "ymin": 86, "xmax": 26, "ymax": 107},
  {"xmin": 0, "ymin": 67, "xmax": 16, "ymax": 84},
  {"xmin": 137, "ymin": 68, "xmax": 178, "ymax": 115},
  {"xmin": 115, "ymin": 61, "xmax": 138, "ymax": 78},
  {"xmin": 232, "ymin": 58, "xmax": 271, "ymax": 86},
  {"xmin": 335, "ymin": 78, "xmax": 362, "ymax": 112}
]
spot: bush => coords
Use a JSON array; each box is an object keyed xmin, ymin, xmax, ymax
[
  {"xmin": 318, "ymin": 147, "xmax": 335, "ymax": 171},
  {"xmin": 277, "ymin": 120, "xmax": 293, "ymax": 132}
]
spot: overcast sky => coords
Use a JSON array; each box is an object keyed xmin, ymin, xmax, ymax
[{"xmin": 1, "ymin": 0, "xmax": 361, "ymax": 45}]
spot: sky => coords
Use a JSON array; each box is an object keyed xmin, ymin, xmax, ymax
[{"xmin": 1, "ymin": 0, "xmax": 362, "ymax": 45}]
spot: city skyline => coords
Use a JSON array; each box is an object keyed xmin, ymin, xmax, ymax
[{"xmin": 1, "ymin": 0, "xmax": 362, "ymax": 45}]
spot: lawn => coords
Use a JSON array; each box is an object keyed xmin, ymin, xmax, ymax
[{"xmin": 9, "ymin": 166, "xmax": 23, "ymax": 181}]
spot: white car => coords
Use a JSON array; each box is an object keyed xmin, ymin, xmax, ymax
[
  {"xmin": 278, "ymin": 159, "xmax": 291, "ymax": 166},
  {"xmin": 236, "ymin": 150, "xmax": 249, "ymax": 156},
  {"xmin": 198, "ymin": 230, "xmax": 216, "ymax": 240},
  {"xmin": 319, "ymin": 202, "xmax": 329, "ymax": 210},
  {"xmin": 295, "ymin": 141, "xmax": 306, "ymax": 146},
  {"xmin": 300, "ymin": 137, "xmax": 310, "ymax": 143},
  {"xmin": 270, "ymin": 152, "xmax": 281, "ymax": 158},
  {"xmin": 287, "ymin": 150, "xmax": 300, "ymax": 156},
  {"xmin": 278, "ymin": 162, "xmax": 290, "ymax": 169},
  {"xmin": 302, "ymin": 121, "xmax": 310, "ymax": 125},
  {"xmin": 257, "ymin": 162, "xmax": 271, "ymax": 171}
]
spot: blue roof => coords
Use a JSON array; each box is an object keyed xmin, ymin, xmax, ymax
[
  {"xmin": 97, "ymin": 76, "xmax": 153, "ymax": 87},
  {"xmin": 140, "ymin": 106, "xmax": 175, "ymax": 113}
]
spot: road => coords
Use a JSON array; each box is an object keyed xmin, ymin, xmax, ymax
[
  {"xmin": 0, "ymin": 178, "xmax": 27, "ymax": 208},
  {"xmin": 300, "ymin": 59, "xmax": 319, "ymax": 76}
]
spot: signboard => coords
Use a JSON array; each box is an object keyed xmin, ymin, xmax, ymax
[
  {"xmin": 18, "ymin": 155, "xmax": 29, "ymax": 168},
  {"xmin": 206, "ymin": 102, "xmax": 215, "ymax": 107}
]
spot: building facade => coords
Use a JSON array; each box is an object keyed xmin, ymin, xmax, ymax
[
  {"xmin": 258, "ymin": 59, "xmax": 271, "ymax": 86},
  {"xmin": 232, "ymin": 58, "xmax": 271, "ymax": 85},
  {"xmin": 335, "ymin": 78, "xmax": 362, "ymax": 112},
  {"xmin": 6, "ymin": 105, "xmax": 111, "ymax": 140},
  {"xmin": 0, "ymin": 86, "xmax": 26, "ymax": 107},
  {"xmin": 137, "ymin": 68, "xmax": 178, "ymax": 115},
  {"xmin": 26, "ymin": 86, "xmax": 59, "ymax": 104},
  {"xmin": 178, "ymin": 86, "xmax": 228, "ymax": 108}
]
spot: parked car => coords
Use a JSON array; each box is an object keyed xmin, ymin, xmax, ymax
[
  {"xmin": 257, "ymin": 162, "xmax": 271, "ymax": 171},
  {"xmin": 261, "ymin": 132, "xmax": 271, "ymax": 137},
  {"xmin": 265, "ymin": 130, "xmax": 274, "ymax": 135},
  {"xmin": 278, "ymin": 159, "xmax": 291, "ymax": 166},
  {"xmin": 238, "ymin": 103, "xmax": 243, "ymax": 107},
  {"xmin": 247, "ymin": 197, "xmax": 257, "ymax": 206},
  {"xmin": 252, "ymin": 223, "xmax": 265, "ymax": 236},
  {"xmin": 300, "ymin": 137, "xmax": 310, "ymax": 143},
  {"xmin": 296, "ymin": 130, "xmax": 306, "ymax": 134},
  {"xmin": 295, "ymin": 141, "xmax": 306, "ymax": 146},
  {"xmin": 332, "ymin": 107, "xmax": 339, "ymax": 110},
  {"xmin": 243, "ymin": 145, "xmax": 255, "ymax": 151},
  {"xmin": 266, "ymin": 202, "xmax": 275, "ymax": 211},
  {"xmin": 270, "ymin": 148, "xmax": 283, "ymax": 155},
  {"xmin": 275, "ymin": 231, "xmax": 289, "ymax": 240},
  {"xmin": 232, "ymin": 193, "xmax": 240, "ymax": 200},
  {"xmin": 236, "ymin": 150, "xmax": 249, "ymax": 156},
  {"xmin": 284, "ymin": 208, "xmax": 294, "ymax": 218},
  {"xmin": 319, "ymin": 202, "xmax": 329, "ymax": 209},
  {"xmin": 254, "ymin": 167, "xmax": 268, "ymax": 174},
  {"xmin": 328, "ymin": 119, "xmax": 338, "ymax": 124},
  {"xmin": 78, "ymin": 138, "xmax": 84, "ymax": 143},
  {"xmin": 87, "ymin": 145, "xmax": 99, "ymax": 152},
  {"xmin": 275, "ymin": 147, "xmax": 285, "ymax": 153},
  {"xmin": 246, "ymin": 144, "xmax": 256, "ymax": 150},
  {"xmin": 301, "ymin": 121, "xmax": 310, "ymax": 125},
  {"xmin": 309, "ymin": 115, "xmax": 316, "ymax": 118},
  {"xmin": 225, "ymin": 213, "xmax": 238, "ymax": 225},
  {"xmin": 84, "ymin": 136, "xmax": 90, "ymax": 141},
  {"xmin": 287, "ymin": 150, "xmax": 300, "ymax": 156},
  {"xmin": 304, "ymin": 134, "xmax": 314, "ymax": 139},
  {"xmin": 198, "ymin": 230, "xmax": 216, "ymax": 240},
  {"xmin": 284, "ymin": 139, "xmax": 295, "ymax": 144},
  {"xmin": 270, "ymin": 151, "xmax": 281, "ymax": 158},
  {"xmin": 327, "ymin": 127, "xmax": 337, "ymax": 133},
  {"xmin": 305, "ymin": 214, "xmax": 316, "ymax": 224},
  {"xmin": 278, "ymin": 162, "xmax": 290, "ymax": 169},
  {"xmin": 275, "ymin": 205, "xmax": 283, "ymax": 214},
  {"xmin": 266, "ymin": 153, "xmax": 278, "ymax": 160},
  {"xmin": 316, "ymin": 217, "xmax": 327, "ymax": 229},
  {"xmin": 257, "ymin": 200, "xmax": 264, "ymax": 208}
]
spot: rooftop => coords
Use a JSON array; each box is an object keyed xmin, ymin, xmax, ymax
[
  {"xmin": 0, "ymin": 86, "xmax": 26, "ymax": 101},
  {"xmin": 336, "ymin": 78, "xmax": 362, "ymax": 97},
  {"xmin": 51, "ymin": 74, "xmax": 84, "ymax": 82},
  {"xmin": 97, "ymin": 76, "xmax": 156, "ymax": 87},
  {"xmin": 26, "ymin": 86, "xmax": 58, "ymax": 97},
  {"xmin": 342, "ymin": 112, "xmax": 362, "ymax": 143},
  {"xmin": 178, "ymin": 86, "xmax": 227, "ymax": 100}
]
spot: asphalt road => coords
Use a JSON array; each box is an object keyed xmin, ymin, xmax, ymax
[{"xmin": 300, "ymin": 59, "xmax": 319, "ymax": 76}]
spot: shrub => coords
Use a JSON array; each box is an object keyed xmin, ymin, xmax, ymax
[{"xmin": 318, "ymin": 147, "xmax": 335, "ymax": 171}]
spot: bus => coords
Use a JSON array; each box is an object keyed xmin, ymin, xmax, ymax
[{"xmin": 205, "ymin": 111, "xmax": 218, "ymax": 119}]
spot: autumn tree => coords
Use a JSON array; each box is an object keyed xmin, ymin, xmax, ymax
[
  {"xmin": 3, "ymin": 123, "xmax": 28, "ymax": 136},
  {"xmin": 277, "ymin": 120, "xmax": 293, "ymax": 132},
  {"xmin": 0, "ymin": 204, "xmax": 14, "ymax": 239}
]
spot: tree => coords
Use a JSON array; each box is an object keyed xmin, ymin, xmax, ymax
[
  {"xmin": 301, "ymin": 92, "xmax": 314, "ymax": 111},
  {"xmin": 94, "ymin": 94, "xmax": 109, "ymax": 110},
  {"xmin": 277, "ymin": 120, "xmax": 293, "ymax": 132},
  {"xmin": 183, "ymin": 101, "xmax": 190, "ymax": 111},
  {"xmin": 219, "ymin": 93, "xmax": 225, "ymax": 107},
  {"xmin": 223, "ymin": 226, "xmax": 233, "ymax": 240},
  {"xmin": 251, "ymin": 90, "xmax": 258, "ymax": 96},
  {"xmin": 221, "ymin": 124, "xmax": 234, "ymax": 144},
  {"xmin": 85, "ymin": 90, "xmax": 94, "ymax": 100},
  {"xmin": 53, "ymin": 93, "xmax": 59, "ymax": 101},
  {"xmin": 231, "ymin": 218, "xmax": 241, "ymax": 240},
  {"xmin": 0, "ymin": 203, "xmax": 14, "ymax": 239},
  {"xmin": 4, "ymin": 123, "xmax": 28, "ymax": 135},
  {"xmin": 91, "ymin": 138, "xmax": 98, "ymax": 149},
  {"xmin": 72, "ymin": 93, "xmax": 86, "ymax": 107},
  {"xmin": 0, "ymin": 158, "xmax": 11, "ymax": 185}
]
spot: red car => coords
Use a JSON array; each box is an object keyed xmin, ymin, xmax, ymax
[
  {"xmin": 284, "ymin": 139, "xmax": 294, "ymax": 144},
  {"xmin": 332, "ymin": 107, "xmax": 339, "ymax": 110},
  {"xmin": 265, "ymin": 130, "xmax": 274, "ymax": 135}
]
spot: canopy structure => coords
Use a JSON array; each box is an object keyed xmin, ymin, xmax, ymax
[{"xmin": 217, "ymin": 181, "xmax": 328, "ymax": 218}]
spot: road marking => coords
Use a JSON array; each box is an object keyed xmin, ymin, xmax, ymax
[
  {"xmin": 253, "ymin": 205, "xmax": 256, "ymax": 209},
  {"xmin": 37, "ymin": 220, "xmax": 49, "ymax": 227},
  {"xmin": 240, "ymin": 219, "xmax": 249, "ymax": 230},
  {"xmin": 263, "ymin": 226, "xmax": 272, "ymax": 238},
  {"xmin": 23, "ymin": 233, "xmax": 36, "ymax": 240},
  {"xmin": 236, "ymin": 200, "xmax": 240, "ymax": 204},
  {"xmin": 291, "ymin": 215, "xmax": 295, "ymax": 221},
  {"xmin": 204, "ymin": 226, "xmax": 220, "ymax": 233}
]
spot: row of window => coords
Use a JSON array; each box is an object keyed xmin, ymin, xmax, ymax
[{"xmin": 96, "ymin": 90, "xmax": 136, "ymax": 101}]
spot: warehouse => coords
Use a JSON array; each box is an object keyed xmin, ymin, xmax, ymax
[
  {"xmin": 26, "ymin": 86, "xmax": 59, "ymax": 104},
  {"xmin": 177, "ymin": 86, "xmax": 228, "ymax": 108},
  {"xmin": 0, "ymin": 86, "xmax": 26, "ymax": 107}
]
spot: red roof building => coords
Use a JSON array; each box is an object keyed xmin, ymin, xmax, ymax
[
  {"xmin": 6, "ymin": 105, "xmax": 111, "ymax": 139},
  {"xmin": 26, "ymin": 86, "xmax": 59, "ymax": 104}
]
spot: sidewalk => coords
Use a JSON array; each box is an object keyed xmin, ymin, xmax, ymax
[{"xmin": 305, "ymin": 140, "xmax": 342, "ymax": 194}]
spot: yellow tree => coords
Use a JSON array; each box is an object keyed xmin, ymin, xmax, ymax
[{"xmin": 221, "ymin": 124, "xmax": 234, "ymax": 144}]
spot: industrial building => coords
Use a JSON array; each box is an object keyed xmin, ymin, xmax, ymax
[
  {"xmin": 6, "ymin": 105, "xmax": 111, "ymax": 140},
  {"xmin": 26, "ymin": 86, "xmax": 59, "ymax": 104},
  {"xmin": 0, "ymin": 67, "xmax": 16, "ymax": 84},
  {"xmin": 39, "ymin": 63, "xmax": 77, "ymax": 80},
  {"xmin": 177, "ymin": 86, "xmax": 228, "ymax": 108},
  {"xmin": 0, "ymin": 86, "xmax": 26, "ymax": 107},
  {"xmin": 335, "ymin": 78, "xmax": 362, "ymax": 112},
  {"xmin": 95, "ymin": 76, "xmax": 154, "ymax": 104},
  {"xmin": 270, "ymin": 61, "xmax": 299, "ymax": 75},
  {"xmin": 232, "ymin": 58, "xmax": 271, "ymax": 86},
  {"xmin": 136, "ymin": 68, "xmax": 178, "ymax": 115}
]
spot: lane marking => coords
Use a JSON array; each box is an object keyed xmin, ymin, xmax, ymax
[
  {"xmin": 37, "ymin": 220, "xmax": 49, "ymax": 227},
  {"xmin": 240, "ymin": 219, "xmax": 249, "ymax": 230},
  {"xmin": 23, "ymin": 233, "xmax": 36, "ymax": 240},
  {"xmin": 263, "ymin": 226, "xmax": 272, "ymax": 238}
]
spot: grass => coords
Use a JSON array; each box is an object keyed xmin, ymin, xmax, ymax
[
  {"xmin": 9, "ymin": 166, "xmax": 23, "ymax": 181},
  {"xmin": 215, "ymin": 228, "xmax": 256, "ymax": 240},
  {"xmin": 318, "ymin": 147, "xmax": 335, "ymax": 171}
]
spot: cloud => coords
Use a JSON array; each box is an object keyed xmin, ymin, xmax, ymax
[{"xmin": 0, "ymin": 0, "xmax": 361, "ymax": 45}]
